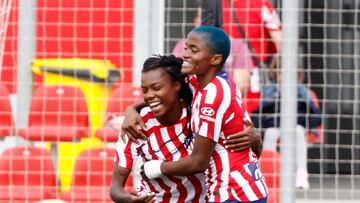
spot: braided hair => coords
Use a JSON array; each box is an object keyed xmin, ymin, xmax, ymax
[{"xmin": 142, "ymin": 54, "xmax": 193, "ymax": 147}]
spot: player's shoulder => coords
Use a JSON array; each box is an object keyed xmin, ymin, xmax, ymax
[
  {"xmin": 139, "ymin": 106, "xmax": 152, "ymax": 117},
  {"xmin": 139, "ymin": 106, "xmax": 163, "ymax": 131},
  {"xmin": 213, "ymin": 71, "xmax": 232, "ymax": 89},
  {"xmin": 205, "ymin": 76, "xmax": 227, "ymax": 92},
  {"xmin": 201, "ymin": 73, "xmax": 233, "ymax": 104},
  {"xmin": 188, "ymin": 74, "xmax": 197, "ymax": 84},
  {"xmin": 139, "ymin": 106, "xmax": 157, "ymax": 124}
]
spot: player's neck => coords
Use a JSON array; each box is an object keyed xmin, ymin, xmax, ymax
[
  {"xmin": 196, "ymin": 66, "xmax": 220, "ymax": 89},
  {"xmin": 157, "ymin": 100, "xmax": 183, "ymax": 126}
]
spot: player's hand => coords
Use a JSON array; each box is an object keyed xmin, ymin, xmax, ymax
[
  {"xmin": 120, "ymin": 106, "xmax": 148, "ymax": 143},
  {"xmin": 128, "ymin": 189, "xmax": 156, "ymax": 203},
  {"xmin": 225, "ymin": 118, "xmax": 258, "ymax": 151}
]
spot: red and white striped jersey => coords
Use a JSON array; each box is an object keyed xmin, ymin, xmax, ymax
[
  {"xmin": 114, "ymin": 104, "xmax": 207, "ymax": 203},
  {"xmin": 189, "ymin": 72, "xmax": 268, "ymax": 202}
]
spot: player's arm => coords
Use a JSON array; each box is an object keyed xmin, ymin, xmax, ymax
[
  {"xmin": 110, "ymin": 165, "xmax": 155, "ymax": 203},
  {"xmin": 269, "ymin": 29, "xmax": 282, "ymax": 54},
  {"xmin": 142, "ymin": 135, "xmax": 215, "ymax": 178},
  {"xmin": 268, "ymin": 29, "xmax": 282, "ymax": 70},
  {"xmin": 250, "ymin": 131, "xmax": 263, "ymax": 158},
  {"xmin": 262, "ymin": 0, "xmax": 282, "ymax": 54},
  {"xmin": 225, "ymin": 118, "xmax": 263, "ymax": 158},
  {"xmin": 114, "ymin": 100, "xmax": 148, "ymax": 143},
  {"xmin": 233, "ymin": 69, "xmax": 251, "ymax": 96},
  {"xmin": 261, "ymin": 1, "xmax": 282, "ymax": 70},
  {"xmin": 109, "ymin": 165, "xmax": 132, "ymax": 202},
  {"xmin": 231, "ymin": 39, "xmax": 254, "ymax": 96}
]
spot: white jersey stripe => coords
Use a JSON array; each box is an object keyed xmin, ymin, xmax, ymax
[
  {"xmin": 230, "ymin": 171, "xmax": 258, "ymax": 201},
  {"xmin": 231, "ymin": 188, "xmax": 241, "ymax": 201},
  {"xmin": 118, "ymin": 146, "xmax": 127, "ymax": 168},
  {"xmin": 141, "ymin": 141, "xmax": 153, "ymax": 161},
  {"xmin": 199, "ymin": 121, "xmax": 208, "ymax": 138},
  {"xmin": 225, "ymin": 112, "xmax": 234, "ymax": 124},
  {"xmin": 214, "ymin": 78, "xmax": 232, "ymax": 142},
  {"xmin": 207, "ymin": 158, "xmax": 218, "ymax": 202},
  {"xmin": 204, "ymin": 83, "xmax": 217, "ymax": 104},
  {"xmin": 139, "ymin": 106, "xmax": 152, "ymax": 116},
  {"xmin": 159, "ymin": 127, "xmax": 173, "ymax": 158},
  {"xmin": 145, "ymin": 117, "xmax": 161, "ymax": 129},
  {"xmin": 242, "ymin": 184, "xmax": 260, "ymax": 201},
  {"xmin": 182, "ymin": 177, "xmax": 195, "ymax": 203},
  {"xmin": 243, "ymin": 163, "xmax": 253, "ymax": 177},
  {"xmin": 148, "ymin": 132, "xmax": 165, "ymax": 161},
  {"xmin": 161, "ymin": 175, "xmax": 181, "ymax": 202},
  {"xmin": 255, "ymin": 178, "xmax": 268, "ymax": 197},
  {"xmin": 244, "ymin": 110, "xmax": 251, "ymax": 122},
  {"xmin": 262, "ymin": 178, "xmax": 269, "ymax": 194},
  {"xmin": 216, "ymin": 145, "xmax": 230, "ymax": 202},
  {"xmin": 192, "ymin": 92, "xmax": 201, "ymax": 135},
  {"xmin": 229, "ymin": 170, "xmax": 248, "ymax": 187},
  {"xmin": 115, "ymin": 136, "xmax": 142, "ymax": 168}
]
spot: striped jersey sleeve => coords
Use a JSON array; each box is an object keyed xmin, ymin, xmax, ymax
[
  {"xmin": 114, "ymin": 135, "xmax": 143, "ymax": 170},
  {"xmin": 191, "ymin": 74, "xmax": 231, "ymax": 142}
]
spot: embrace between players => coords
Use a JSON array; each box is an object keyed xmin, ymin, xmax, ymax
[{"xmin": 109, "ymin": 26, "xmax": 268, "ymax": 203}]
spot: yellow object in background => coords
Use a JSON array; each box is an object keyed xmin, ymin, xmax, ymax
[
  {"xmin": 32, "ymin": 58, "xmax": 121, "ymax": 136},
  {"xmin": 32, "ymin": 58, "xmax": 121, "ymax": 191}
]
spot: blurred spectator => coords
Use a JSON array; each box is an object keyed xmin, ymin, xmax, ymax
[
  {"xmin": 252, "ymin": 68, "xmax": 322, "ymax": 190},
  {"xmin": 173, "ymin": 6, "xmax": 255, "ymax": 95},
  {"xmin": 200, "ymin": 0, "xmax": 223, "ymax": 28},
  {"xmin": 222, "ymin": 0, "xmax": 283, "ymax": 113}
]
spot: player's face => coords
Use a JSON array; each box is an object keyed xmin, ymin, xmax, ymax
[
  {"xmin": 182, "ymin": 31, "xmax": 213, "ymax": 76},
  {"xmin": 141, "ymin": 68, "xmax": 181, "ymax": 122}
]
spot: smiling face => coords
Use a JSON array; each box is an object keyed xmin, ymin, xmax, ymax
[
  {"xmin": 182, "ymin": 26, "xmax": 230, "ymax": 80},
  {"xmin": 181, "ymin": 31, "xmax": 214, "ymax": 76},
  {"xmin": 141, "ymin": 67, "xmax": 182, "ymax": 124}
]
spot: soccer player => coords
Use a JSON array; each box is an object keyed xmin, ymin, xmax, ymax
[
  {"xmin": 118, "ymin": 26, "xmax": 267, "ymax": 203},
  {"xmin": 110, "ymin": 55, "xmax": 207, "ymax": 202},
  {"xmin": 110, "ymin": 53, "xmax": 262, "ymax": 202},
  {"xmin": 141, "ymin": 26, "xmax": 268, "ymax": 203}
]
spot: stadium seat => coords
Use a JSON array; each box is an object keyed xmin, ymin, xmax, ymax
[
  {"xmin": 18, "ymin": 85, "xmax": 90, "ymax": 142},
  {"xmin": 95, "ymin": 85, "xmax": 142, "ymax": 142},
  {"xmin": 0, "ymin": 84, "xmax": 14, "ymax": 138},
  {"xmin": 0, "ymin": 146, "xmax": 57, "ymax": 201},
  {"xmin": 259, "ymin": 149, "xmax": 280, "ymax": 203},
  {"xmin": 61, "ymin": 147, "xmax": 133, "ymax": 202}
]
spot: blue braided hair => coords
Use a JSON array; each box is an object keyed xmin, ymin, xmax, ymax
[{"xmin": 191, "ymin": 26, "xmax": 231, "ymax": 68}]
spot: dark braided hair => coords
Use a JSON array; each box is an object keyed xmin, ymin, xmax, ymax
[{"xmin": 142, "ymin": 54, "xmax": 193, "ymax": 147}]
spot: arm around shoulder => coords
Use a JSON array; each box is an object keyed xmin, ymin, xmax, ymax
[{"xmin": 120, "ymin": 100, "xmax": 149, "ymax": 142}]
